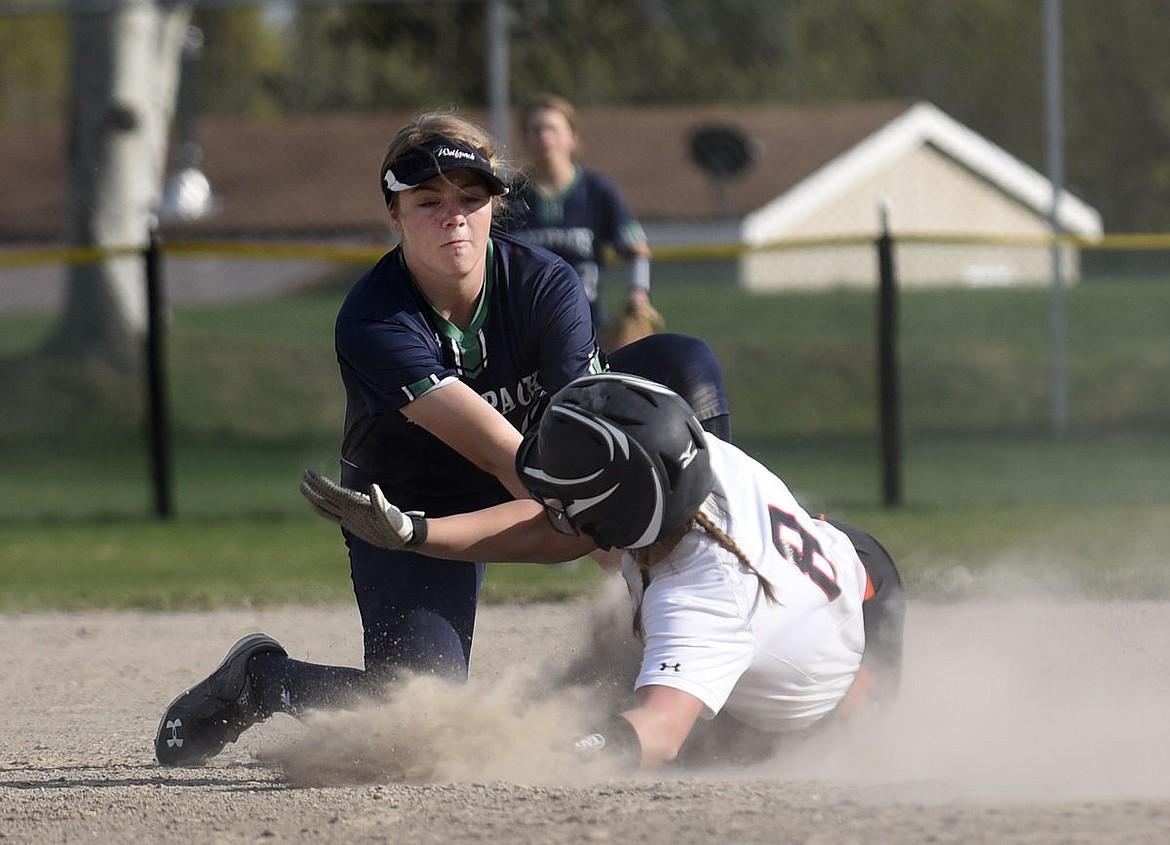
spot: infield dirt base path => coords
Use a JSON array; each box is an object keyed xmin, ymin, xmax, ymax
[{"xmin": 4, "ymin": 588, "xmax": 1170, "ymax": 844}]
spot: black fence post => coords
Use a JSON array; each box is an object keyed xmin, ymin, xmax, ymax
[
  {"xmin": 144, "ymin": 225, "xmax": 175, "ymax": 519},
  {"xmin": 876, "ymin": 205, "xmax": 903, "ymax": 507}
]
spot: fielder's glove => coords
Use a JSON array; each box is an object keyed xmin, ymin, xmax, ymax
[
  {"xmin": 299, "ymin": 469, "xmax": 427, "ymax": 550},
  {"xmin": 601, "ymin": 298, "xmax": 666, "ymax": 352}
]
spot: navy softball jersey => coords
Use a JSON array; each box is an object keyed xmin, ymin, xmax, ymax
[
  {"xmin": 509, "ymin": 167, "xmax": 647, "ymax": 307},
  {"xmin": 336, "ymin": 231, "xmax": 603, "ymax": 517}
]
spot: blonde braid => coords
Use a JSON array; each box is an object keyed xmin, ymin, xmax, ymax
[{"xmin": 693, "ymin": 510, "xmax": 778, "ymax": 605}]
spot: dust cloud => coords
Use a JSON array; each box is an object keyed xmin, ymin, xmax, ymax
[
  {"xmin": 800, "ymin": 597, "xmax": 1170, "ymax": 803},
  {"xmin": 261, "ymin": 581, "xmax": 639, "ymax": 787},
  {"xmin": 262, "ymin": 576, "xmax": 1170, "ymax": 803}
]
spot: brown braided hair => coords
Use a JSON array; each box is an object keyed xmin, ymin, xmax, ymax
[{"xmin": 628, "ymin": 505, "xmax": 778, "ymax": 639}]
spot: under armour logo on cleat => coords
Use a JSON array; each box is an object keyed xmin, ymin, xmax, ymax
[{"xmin": 165, "ymin": 719, "xmax": 184, "ymax": 748}]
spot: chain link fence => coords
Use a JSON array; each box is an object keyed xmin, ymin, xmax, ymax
[{"xmin": 2, "ymin": 0, "xmax": 1169, "ymax": 520}]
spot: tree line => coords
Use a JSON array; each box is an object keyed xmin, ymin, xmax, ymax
[{"xmin": 3, "ymin": 0, "xmax": 1169, "ymax": 231}]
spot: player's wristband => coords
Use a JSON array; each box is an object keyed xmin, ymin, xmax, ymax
[
  {"xmin": 405, "ymin": 512, "xmax": 428, "ymax": 547},
  {"xmin": 629, "ymin": 254, "xmax": 650, "ymax": 293},
  {"xmin": 572, "ymin": 715, "xmax": 641, "ymax": 766}
]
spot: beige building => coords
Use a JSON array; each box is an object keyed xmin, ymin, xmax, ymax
[{"xmin": 738, "ymin": 102, "xmax": 1102, "ymax": 291}]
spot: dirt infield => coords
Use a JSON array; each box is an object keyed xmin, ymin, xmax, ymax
[{"xmin": 4, "ymin": 586, "xmax": 1170, "ymax": 844}]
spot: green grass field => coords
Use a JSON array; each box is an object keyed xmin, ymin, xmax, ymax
[{"xmin": 2, "ymin": 271, "xmax": 1168, "ymax": 610}]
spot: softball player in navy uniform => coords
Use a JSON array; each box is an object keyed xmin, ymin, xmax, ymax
[
  {"xmin": 301, "ymin": 373, "xmax": 905, "ymax": 769},
  {"xmin": 510, "ymin": 94, "xmax": 652, "ymax": 334},
  {"xmin": 155, "ymin": 113, "xmax": 730, "ymax": 767}
]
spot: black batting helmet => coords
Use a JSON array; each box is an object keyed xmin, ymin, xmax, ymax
[{"xmin": 516, "ymin": 372, "xmax": 715, "ymax": 550}]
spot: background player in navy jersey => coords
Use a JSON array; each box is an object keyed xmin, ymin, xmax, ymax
[
  {"xmin": 510, "ymin": 93, "xmax": 655, "ymax": 339},
  {"xmin": 155, "ymin": 110, "xmax": 730, "ymax": 767}
]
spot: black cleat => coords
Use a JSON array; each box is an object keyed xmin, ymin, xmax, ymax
[{"xmin": 154, "ymin": 633, "xmax": 286, "ymax": 767}]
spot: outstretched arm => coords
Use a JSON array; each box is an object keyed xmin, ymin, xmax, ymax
[
  {"xmin": 422, "ymin": 498, "xmax": 597, "ymax": 563},
  {"xmin": 300, "ymin": 470, "xmax": 596, "ymax": 564}
]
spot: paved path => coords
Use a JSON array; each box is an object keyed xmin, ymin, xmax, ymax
[{"xmin": 0, "ymin": 256, "xmax": 337, "ymax": 314}]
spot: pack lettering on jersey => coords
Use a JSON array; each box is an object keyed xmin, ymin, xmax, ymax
[
  {"xmin": 481, "ymin": 371, "xmax": 543, "ymax": 415},
  {"xmin": 335, "ymin": 232, "xmax": 601, "ymax": 508}
]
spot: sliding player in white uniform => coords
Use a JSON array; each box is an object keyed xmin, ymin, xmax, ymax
[
  {"xmin": 301, "ymin": 373, "xmax": 905, "ymax": 769},
  {"xmin": 619, "ymin": 431, "xmax": 871, "ymax": 737}
]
